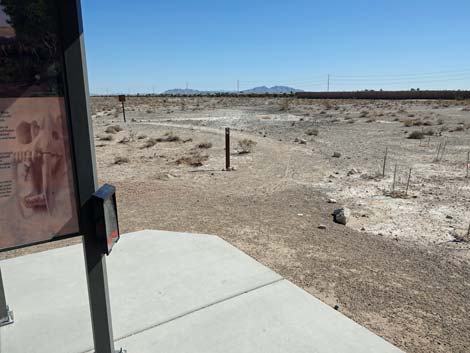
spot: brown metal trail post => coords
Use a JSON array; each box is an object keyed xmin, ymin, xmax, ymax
[
  {"xmin": 225, "ymin": 128, "xmax": 230, "ymax": 170},
  {"xmin": 118, "ymin": 95, "xmax": 126, "ymax": 123},
  {"xmin": 122, "ymin": 101, "xmax": 126, "ymax": 123}
]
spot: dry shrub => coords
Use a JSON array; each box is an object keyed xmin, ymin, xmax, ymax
[
  {"xmin": 238, "ymin": 139, "xmax": 257, "ymax": 154},
  {"xmin": 366, "ymin": 117, "xmax": 377, "ymax": 123},
  {"xmin": 322, "ymin": 101, "xmax": 332, "ymax": 110},
  {"xmin": 197, "ymin": 142, "xmax": 212, "ymax": 149},
  {"xmin": 437, "ymin": 118, "xmax": 444, "ymax": 125},
  {"xmin": 114, "ymin": 156, "xmax": 130, "ymax": 165},
  {"xmin": 402, "ymin": 119, "xmax": 414, "ymax": 127},
  {"xmin": 424, "ymin": 128, "xmax": 435, "ymax": 136},
  {"xmin": 408, "ymin": 131, "xmax": 425, "ymax": 139},
  {"xmin": 176, "ymin": 152, "xmax": 208, "ymax": 167},
  {"xmin": 452, "ymin": 125, "xmax": 465, "ymax": 132},
  {"xmin": 137, "ymin": 134, "xmax": 147, "ymax": 140},
  {"xmin": 105, "ymin": 125, "xmax": 123, "ymax": 134},
  {"xmin": 156, "ymin": 132, "xmax": 181, "ymax": 142},
  {"xmin": 279, "ymin": 99, "xmax": 290, "ymax": 111},
  {"xmin": 306, "ymin": 128, "xmax": 319, "ymax": 136},
  {"xmin": 402, "ymin": 118, "xmax": 423, "ymax": 127},
  {"xmin": 118, "ymin": 136, "xmax": 130, "ymax": 144},
  {"xmin": 359, "ymin": 110, "xmax": 368, "ymax": 118},
  {"xmin": 98, "ymin": 134, "xmax": 113, "ymax": 141},
  {"xmin": 141, "ymin": 138, "xmax": 157, "ymax": 148}
]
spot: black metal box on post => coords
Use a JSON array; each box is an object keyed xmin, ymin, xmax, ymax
[{"xmin": 92, "ymin": 184, "xmax": 120, "ymax": 256}]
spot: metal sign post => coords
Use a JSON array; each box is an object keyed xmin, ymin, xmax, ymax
[
  {"xmin": 0, "ymin": 269, "xmax": 13, "ymax": 327},
  {"xmin": 60, "ymin": 1, "xmax": 123, "ymax": 352}
]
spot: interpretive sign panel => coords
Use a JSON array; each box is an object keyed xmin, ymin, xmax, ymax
[{"xmin": 0, "ymin": 1, "xmax": 79, "ymax": 251}]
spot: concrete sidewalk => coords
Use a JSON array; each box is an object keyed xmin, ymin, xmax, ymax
[{"xmin": 0, "ymin": 230, "xmax": 403, "ymax": 353}]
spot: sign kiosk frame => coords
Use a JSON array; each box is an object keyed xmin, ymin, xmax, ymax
[{"xmin": 0, "ymin": 1, "xmax": 122, "ymax": 352}]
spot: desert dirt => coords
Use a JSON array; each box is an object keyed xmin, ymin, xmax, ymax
[{"xmin": 4, "ymin": 96, "xmax": 470, "ymax": 353}]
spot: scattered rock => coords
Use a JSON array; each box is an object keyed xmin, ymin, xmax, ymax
[
  {"xmin": 318, "ymin": 224, "xmax": 327, "ymax": 230},
  {"xmin": 332, "ymin": 152, "xmax": 341, "ymax": 158},
  {"xmin": 299, "ymin": 139, "xmax": 307, "ymax": 145},
  {"xmin": 446, "ymin": 215, "xmax": 453, "ymax": 219},
  {"xmin": 333, "ymin": 207, "xmax": 351, "ymax": 225},
  {"xmin": 155, "ymin": 173, "xmax": 172, "ymax": 181},
  {"xmin": 327, "ymin": 198, "xmax": 337, "ymax": 204},
  {"xmin": 347, "ymin": 168, "xmax": 360, "ymax": 176}
]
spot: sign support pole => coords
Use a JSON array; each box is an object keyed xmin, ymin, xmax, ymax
[
  {"xmin": 83, "ymin": 231, "xmax": 117, "ymax": 353},
  {"xmin": 0, "ymin": 269, "xmax": 13, "ymax": 327},
  {"xmin": 59, "ymin": 1, "xmax": 122, "ymax": 352}
]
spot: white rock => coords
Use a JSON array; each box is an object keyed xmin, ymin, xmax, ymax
[
  {"xmin": 328, "ymin": 198, "xmax": 337, "ymax": 204},
  {"xmin": 333, "ymin": 207, "xmax": 351, "ymax": 225},
  {"xmin": 347, "ymin": 168, "xmax": 360, "ymax": 176}
]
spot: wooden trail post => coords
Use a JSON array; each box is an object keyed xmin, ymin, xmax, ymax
[
  {"xmin": 119, "ymin": 95, "xmax": 127, "ymax": 123},
  {"xmin": 225, "ymin": 128, "xmax": 230, "ymax": 170},
  {"xmin": 383, "ymin": 147, "xmax": 388, "ymax": 177}
]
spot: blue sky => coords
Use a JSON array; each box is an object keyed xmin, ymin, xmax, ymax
[{"xmin": 81, "ymin": 0, "xmax": 470, "ymax": 94}]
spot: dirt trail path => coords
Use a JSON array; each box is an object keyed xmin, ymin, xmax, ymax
[{"xmin": 97, "ymin": 121, "xmax": 470, "ymax": 353}]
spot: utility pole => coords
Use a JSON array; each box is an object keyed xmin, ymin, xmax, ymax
[
  {"xmin": 327, "ymin": 74, "xmax": 330, "ymax": 92},
  {"xmin": 237, "ymin": 80, "xmax": 240, "ymax": 93},
  {"xmin": 186, "ymin": 82, "xmax": 189, "ymax": 90}
]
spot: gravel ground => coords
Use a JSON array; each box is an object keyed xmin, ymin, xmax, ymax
[{"xmin": 3, "ymin": 96, "xmax": 470, "ymax": 353}]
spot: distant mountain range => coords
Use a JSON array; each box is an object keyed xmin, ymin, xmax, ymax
[
  {"xmin": 242, "ymin": 86, "xmax": 303, "ymax": 94},
  {"xmin": 162, "ymin": 86, "xmax": 303, "ymax": 95}
]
